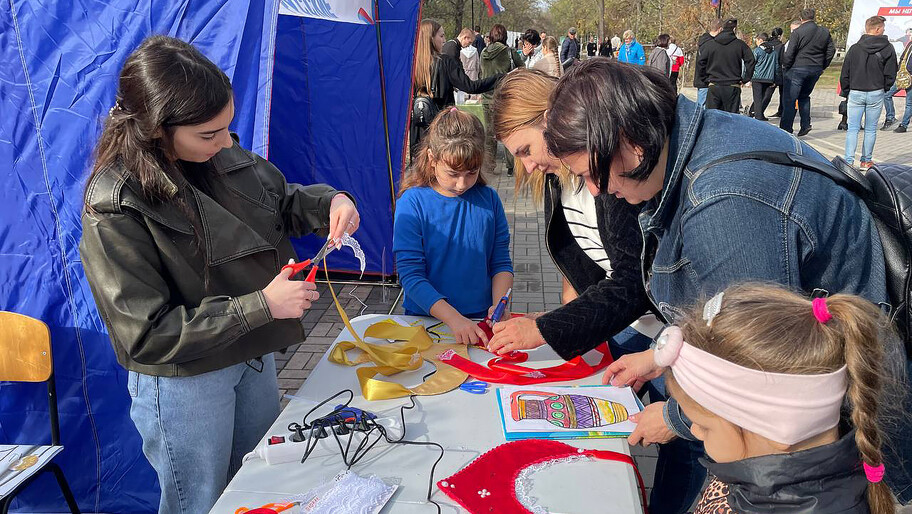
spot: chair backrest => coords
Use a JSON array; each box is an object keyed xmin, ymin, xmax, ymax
[{"xmin": 0, "ymin": 311, "xmax": 53, "ymax": 382}]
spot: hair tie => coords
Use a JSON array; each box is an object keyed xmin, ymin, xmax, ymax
[
  {"xmin": 449, "ymin": 107, "xmax": 458, "ymax": 113},
  {"xmin": 653, "ymin": 326, "xmax": 685, "ymax": 367},
  {"xmin": 863, "ymin": 462, "xmax": 885, "ymax": 483},
  {"xmin": 812, "ymin": 297, "xmax": 832, "ymax": 324}
]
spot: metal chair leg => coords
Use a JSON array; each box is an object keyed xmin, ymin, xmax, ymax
[{"xmin": 47, "ymin": 462, "xmax": 81, "ymax": 514}]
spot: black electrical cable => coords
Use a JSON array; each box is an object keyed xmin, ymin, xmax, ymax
[{"xmin": 288, "ymin": 373, "xmax": 444, "ymax": 513}]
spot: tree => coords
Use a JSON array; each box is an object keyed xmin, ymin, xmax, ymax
[{"xmin": 421, "ymin": 0, "xmax": 468, "ymax": 38}]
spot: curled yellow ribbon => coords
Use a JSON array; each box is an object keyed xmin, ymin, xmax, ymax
[{"xmin": 323, "ymin": 260, "xmax": 469, "ymax": 400}]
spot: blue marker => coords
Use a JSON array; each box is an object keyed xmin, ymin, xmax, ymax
[{"xmin": 490, "ymin": 288, "xmax": 512, "ymax": 323}]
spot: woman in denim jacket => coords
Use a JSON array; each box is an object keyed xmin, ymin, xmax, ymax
[{"xmin": 543, "ymin": 59, "xmax": 910, "ymax": 510}]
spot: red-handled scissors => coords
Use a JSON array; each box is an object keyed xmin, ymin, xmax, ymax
[
  {"xmin": 234, "ymin": 501, "xmax": 299, "ymax": 514},
  {"xmin": 281, "ymin": 238, "xmax": 336, "ymax": 282}
]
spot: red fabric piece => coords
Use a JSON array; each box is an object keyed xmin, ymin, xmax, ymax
[
  {"xmin": 449, "ymin": 315, "xmax": 612, "ymax": 384},
  {"xmin": 437, "ymin": 439, "xmax": 649, "ymax": 514},
  {"xmin": 440, "ymin": 341, "xmax": 614, "ymax": 385},
  {"xmin": 477, "ymin": 320, "xmax": 495, "ymax": 340}
]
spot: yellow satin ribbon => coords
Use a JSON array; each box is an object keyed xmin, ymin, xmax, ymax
[{"xmin": 323, "ymin": 263, "xmax": 469, "ymax": 400}]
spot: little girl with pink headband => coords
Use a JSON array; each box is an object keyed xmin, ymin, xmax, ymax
[{"xmin": 621, "ymin": 283, "xmax": 894, "ymax": 513}]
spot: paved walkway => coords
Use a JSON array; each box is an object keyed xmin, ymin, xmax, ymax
[{"xmin": 275, "ymin": 88, "xmax": 911, "ymax": 503}]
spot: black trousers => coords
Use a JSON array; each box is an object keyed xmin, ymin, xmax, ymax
[
  {"xmin": 706, "ymin": 84, "xmax": 741, "ymax": 113},
  {"xmin": 762, "ymin": 83, "xmax": 778, "ymax": 112},
  {"xmin": 779, "ymin": 67, "xmax": 822, "ymax": 133},
  {"xmin": 669, "ymin": 71, "xmax": 680, "ymax": 93},
  {"xmin": 751, "ymin": 82, "xmax": 774, "ymax": 119}
]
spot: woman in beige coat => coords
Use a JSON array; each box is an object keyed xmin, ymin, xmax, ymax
[{"xmin": 533, "ymin": 36, "xmax": 563, "ymax": 77}]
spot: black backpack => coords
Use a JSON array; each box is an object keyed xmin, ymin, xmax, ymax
[
  {"xmin": 704, "ymin": 151, "xmax": 912, "ymax": 355},
  {"xmin": 412, "ymin": 59, "xmax": 440, "ymax": 129}
]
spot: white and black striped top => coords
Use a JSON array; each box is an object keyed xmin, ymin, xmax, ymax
[
  {"xmin": 560, "ymin": 183, "xmax": 664, "ymax": 337},
  {"xmin": 560, "ymin": 183, "xmax": 612, "ymax": 276}
]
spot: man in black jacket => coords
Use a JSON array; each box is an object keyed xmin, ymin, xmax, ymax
[
  {"xmin": 441, "ymin": 28, "xmax": 475, "ymax": 71},
  {"xmin": 560, "ymin": 27, "xmax": 581, "ymax": 68},
  {"xmin": 473, "ymin": 25, "xmax": 486, "ymax": 53},
  {"xmin": 839, "ymin": 15, "xmax": 896, "ymax": 168},
  {"xmin": 694, "ymin": 18, "xmax": 723, "ymax": 106},
  {"xmin": 780, "ymin": 8, "xmax": 836, "ymax": 136},
  {"xmin": 697, "ymin": 18, "xmax": 755, "ymax": 113}
]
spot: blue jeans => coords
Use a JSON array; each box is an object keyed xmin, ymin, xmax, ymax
[
  {"xmin": 779, "ymin": 66, "xmax": 822, "ymax": 133},
  {"xmin": 844, "ymin": 90, "xmax": 884, "ymax": 164},
  {"xmin": 129, "ymin": 354, "xmax": 280, "ymax": 513},
  {"xmin": 884, "ymin": 84, "xmax": 912, "ymax": 127},
  {"xmin": 610, "ymin": 328, "xmax": 707, "ymax": 513},
  {"xmin": 697, "ymin": 87, "xmax": 707, "ymax": 107}
]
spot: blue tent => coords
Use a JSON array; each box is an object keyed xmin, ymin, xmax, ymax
[{"xmin": 0, "ymin": 0, "xmax": 417, "ymax": 510}]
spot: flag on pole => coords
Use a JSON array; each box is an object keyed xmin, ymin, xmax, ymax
[
  {"xmin": 279, "ymin": 0, "xmax": 375, "ymax": 24},
  {"xmin": 482, "ymin": 0, "xmax": 505, "ymax": 16}
]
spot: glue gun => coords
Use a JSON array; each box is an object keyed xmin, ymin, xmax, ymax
[{"xmin": 489, "ymin": 288, "xmax": 512, "ymax": 324}]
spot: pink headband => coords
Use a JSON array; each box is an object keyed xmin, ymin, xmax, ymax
[{"xmin": 655, "ymin": 326, "xmax": 847, "ymax": 445}]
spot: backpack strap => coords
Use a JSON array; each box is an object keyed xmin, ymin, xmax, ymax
[
  {"xmin": 698, "ymin": 151, "xmax": 873, "ymax": 198},
  {"xmin": 875, "ymin": 50, "xmax": 888, "ymax": 68}
]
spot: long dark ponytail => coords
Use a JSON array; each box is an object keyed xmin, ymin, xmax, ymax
[{"xmin": 86, "ymin": 35, "xmax": 233, "ymax": 205}]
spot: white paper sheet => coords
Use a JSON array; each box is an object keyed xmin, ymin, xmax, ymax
[
  {"xmin": 0, "ymin": 445, "xmax": 63, "ymax": 498},
  {"xmin": 497, "ymin": 385, "xmax": 642, "ymax": 439}
]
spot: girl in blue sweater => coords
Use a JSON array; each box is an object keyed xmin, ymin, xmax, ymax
[{"xmin": 394, "ymin": 107, "xmax": 514, "ymax": 345}]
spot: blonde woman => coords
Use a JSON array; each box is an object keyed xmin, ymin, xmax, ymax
[
  {"xmin": 488, "ymin": 69, "xmax": 654, "ymax": 360},
  {"xmin": 532, "ymin": 36, "xmax": 563, "ymax": 77},
  {"xmin": 410, "ymin": 19, "xmax": 500, "ymax": 158}
]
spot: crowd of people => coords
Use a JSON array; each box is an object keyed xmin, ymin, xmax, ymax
[
  {"xmin": 74, "ymin": 13, "xmax": 912, "ymax": 514},
  {"xmin": 692, "ymin": 9, "xmax": 912, "ymax": 168},
  {"xmin": 421, "ymin": 9, "xmax": 912, "ymax": 170}
]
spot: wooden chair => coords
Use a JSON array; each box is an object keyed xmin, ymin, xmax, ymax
[{"xmin": 0, "ymin": 312, "xmax": 80, "ymax": 514}]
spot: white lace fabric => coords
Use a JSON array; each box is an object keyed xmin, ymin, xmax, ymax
[
  {"xmin": 514, "ymin": 455, "xmax": 592, "ymax": 514},
  {"xmin": 288, "ymin": 470, "xmax": 397, "ymax": 514},
  {"xmin": 340, "ymin": 233, "xmax": 366, "ymax": 278}
]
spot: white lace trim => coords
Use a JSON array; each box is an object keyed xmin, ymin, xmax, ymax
[
  {"xmin": 340, "ymin": 233, "xmax": 366, "ymax": 278},
  {"xmin": 514, "ymin": 455, "xmax": 592, "ymax": 514},
  {"xmin": 287, "ymin": 470, "xmax": 397, "ymax": 514}
]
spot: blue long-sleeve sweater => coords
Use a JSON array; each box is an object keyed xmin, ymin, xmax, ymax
[{"xmin": 393, "ymin": 184, "xmax": 513, "ymax": 318}]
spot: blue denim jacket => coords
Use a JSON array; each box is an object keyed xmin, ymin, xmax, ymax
[{"xmin": 642, "ymin": 96, "xmax": 887, "ymax": 438}]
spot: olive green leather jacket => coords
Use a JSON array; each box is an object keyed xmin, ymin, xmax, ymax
[{"xmin": 80, "ymin": 141, "xmax": 345, "ymax": 377}]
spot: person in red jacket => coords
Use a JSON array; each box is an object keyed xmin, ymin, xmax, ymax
[{"xmin": 667, "ymin": 36, "xmax": 685, "ymax": 92}]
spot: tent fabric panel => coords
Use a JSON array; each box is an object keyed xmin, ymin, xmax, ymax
[{"xmin": 267, "ymin": 1, "xmax": 419, "ymax": 276}]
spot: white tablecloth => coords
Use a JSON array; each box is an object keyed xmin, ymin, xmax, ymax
[{"xmin": 210, "ymin": 314, "xmax": 644, "ymax": 513}]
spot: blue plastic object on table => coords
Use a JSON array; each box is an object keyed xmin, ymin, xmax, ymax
[{"xmin": 459, "ymin": 381, "xmax": 489, "ymax": 394}]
